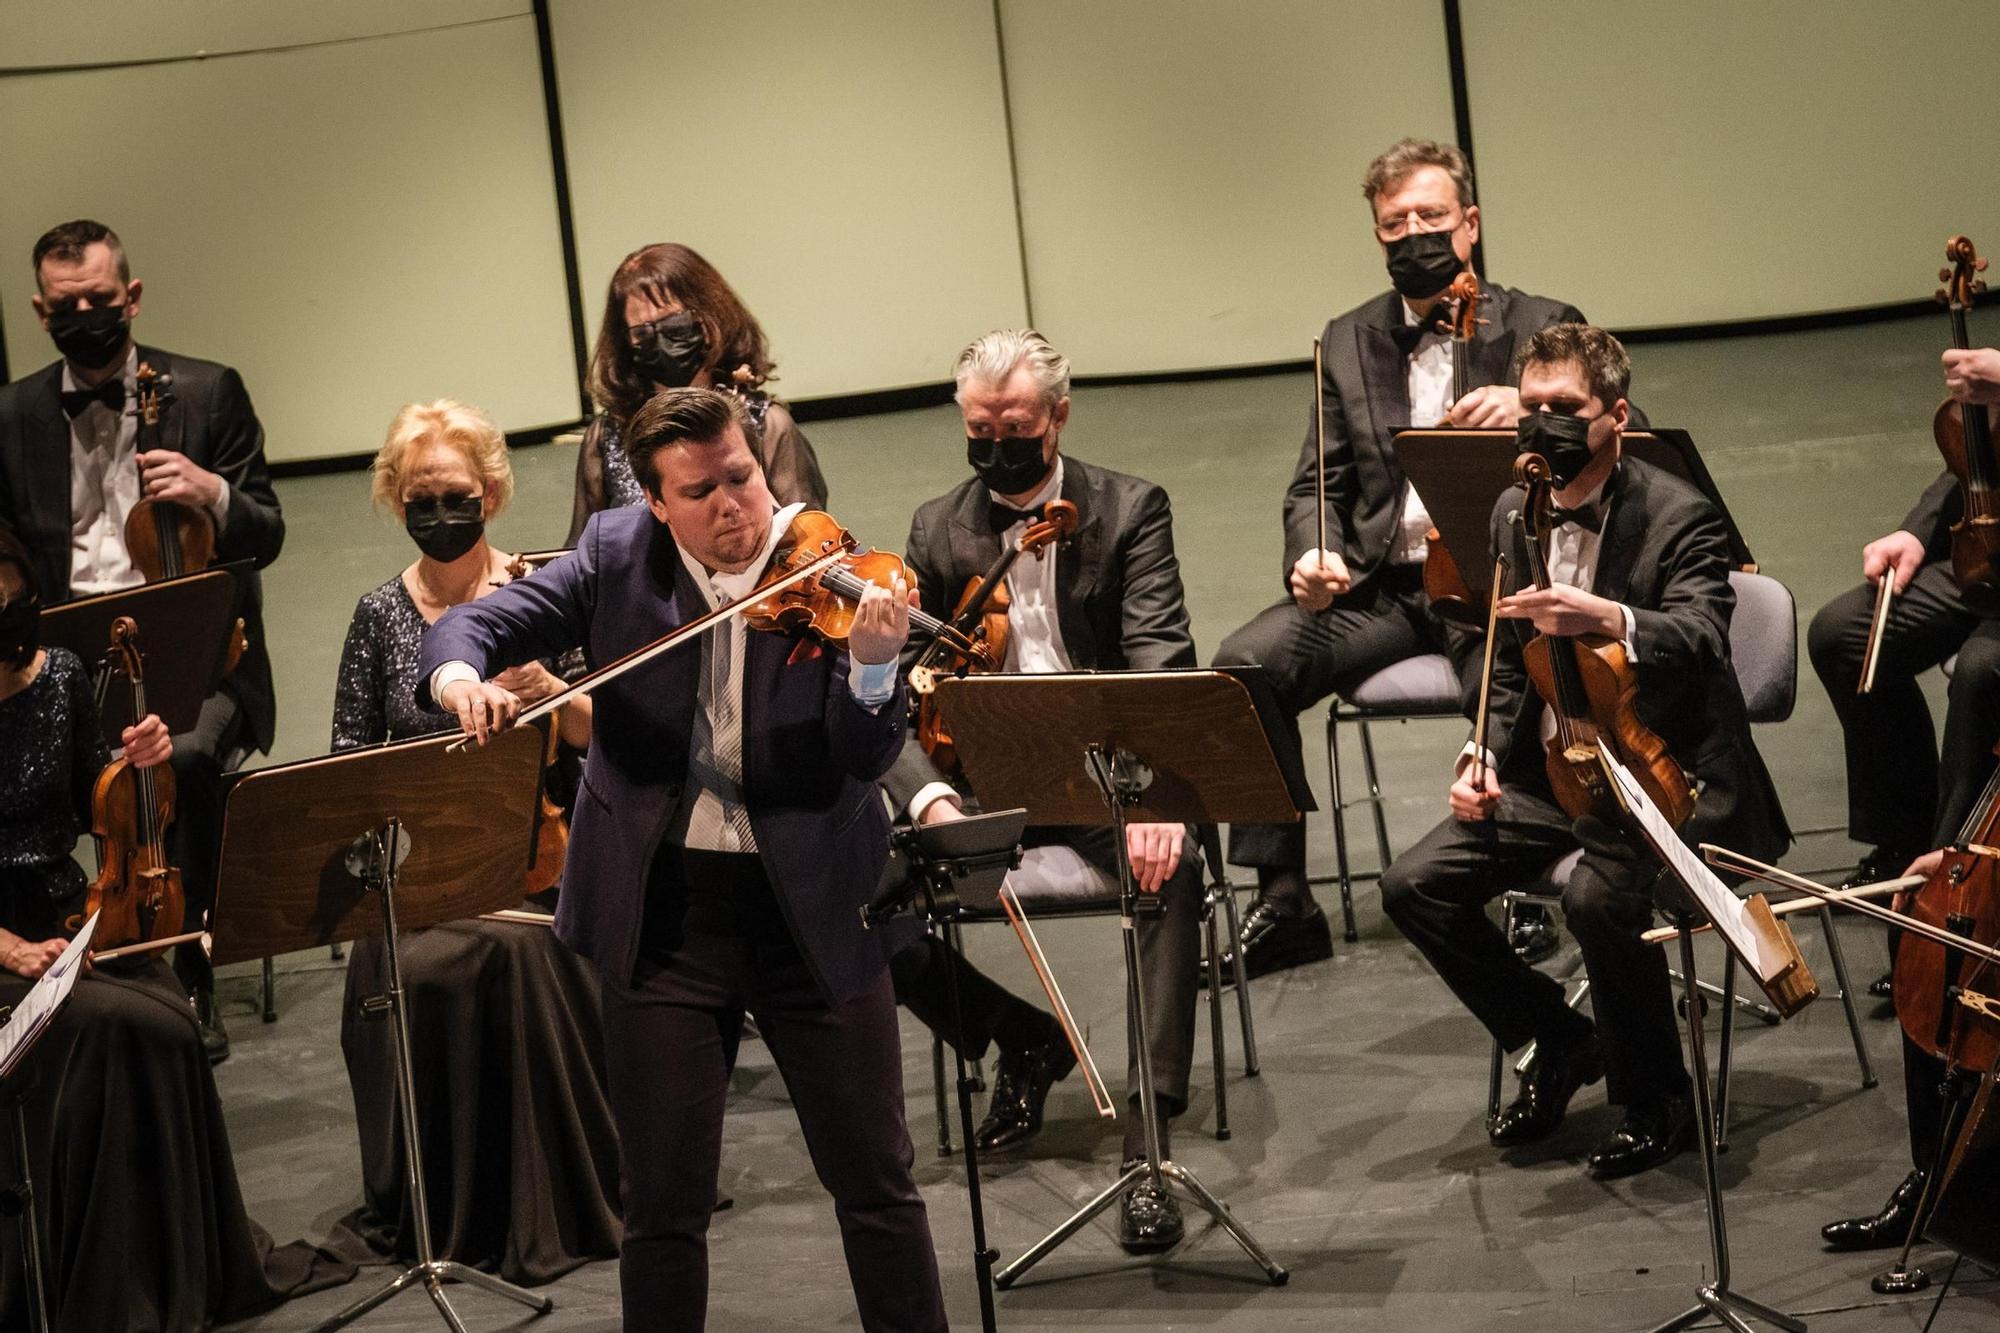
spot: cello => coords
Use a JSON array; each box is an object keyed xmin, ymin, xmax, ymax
[
  {"xmin": 1423, "ymin": 270, "xmax": 1486, "ymax": 624},
  {"xmin": 1511, "ymin": 451, "xmax": 1694, "ymax": 827},
  {"xmin": 1934, "ymin": 234, "xmax": 1998, "ymax": 597}
]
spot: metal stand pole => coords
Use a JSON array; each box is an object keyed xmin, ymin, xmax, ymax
[
  {"xmin": 1646, "ymin": 918, "xmax": 1804, "ymax": 1333},
  {"xmin": 995, "ymin": 748, "xmax": 1286, "ymax": 1289},
  {"xmin": 0, "ymin": 1084, "xmax": 50, "ymax": 1333},
  {"xmin": 920, "ymin": 877, "xmax": 1000, "ymax": 1333},
  {"xmin": 311, "ymin": 820, "xmax": 554, "ymax": 1333}
]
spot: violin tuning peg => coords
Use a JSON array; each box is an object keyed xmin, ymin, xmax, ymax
[{"xmin": 1940, "ymin": 267, "xmax": 1954, "ymax": 283}]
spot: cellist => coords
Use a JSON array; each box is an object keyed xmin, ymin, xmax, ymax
[
  {"xmin": 1819, "ymin": 337, "xmax": 2000, "ymax": 1253},
  {"xmin": 1380, "ymin": 325, "xmax": 1790, "ymax": 1179}
]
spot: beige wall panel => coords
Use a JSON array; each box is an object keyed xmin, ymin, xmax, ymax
[
  {"xmin": 1461, "ymin": 0, "xmax": 2000, "ymax": 327},
  {"xmin": 0, "ymin": 1, "xmax": 525, "ymax": 69},
  {"xmin": 0, "ymin": 18, "xmax": 578, "ymax": 463},
  {"xmin": 998, "ymin": 0, "xmax": 1457, "ymax": 375},
  {"xmin": 550, "ymin": 0, "xmax": 1026, "ymax": 400}
]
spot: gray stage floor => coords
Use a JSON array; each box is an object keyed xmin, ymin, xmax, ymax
[{"xmin": 212, "ymin": 310, "xmax": 2000, "ymax": 1329}]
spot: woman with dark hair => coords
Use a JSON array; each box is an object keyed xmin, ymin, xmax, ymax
[
  {"xmin": 0, "ymin": 527, "xmax": 348, "ymax": 1328},
  {"xmin": 568, "ymin": 242, "xmax": 827, "ymax": 540}
]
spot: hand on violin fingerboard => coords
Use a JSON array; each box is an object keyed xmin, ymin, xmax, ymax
[
  {"xmin": 137, "ymin": 450, "xmax": 226, "ymax": 511},
  {"xmin": 1446, "ymin": 384, "xmax": 1526, "ymax": 430},
  {"xmin": 1495, "ymin": 584, "xmax": 1625, "ymax": 640},
  {"xmin": 847, "ymin": 572, "xmax": 914, "ymax": 665},
  {"xmin": 120, "ymin": 714, "xmax": 173, "ymax": 769},
  {"xmin": 1942, "ymin": 347, "xmax": 2000, "ymax": 405}
]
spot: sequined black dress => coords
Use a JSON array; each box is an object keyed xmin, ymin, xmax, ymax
[
  {"xmin": 330, "ymin": 575, "xmax": 620, "ymax": 1283},
  {"xmin": 0, "ymin": 648, "xmax": 350, "ymax": 1330}
]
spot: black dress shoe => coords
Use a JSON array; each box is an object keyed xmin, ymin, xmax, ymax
[
  {"xmin": 1490, "ymin": 1032, "xmax": 1603, "ymax": 1146},
  {"xmin": 1214, "ymin": 899, "xmax": 1334, "ymax": 982},
  {"xmin": 1840, "ymin": 847, "xmax": 1917, "ymax": 889},
  {"xmin": 194, "ymin": 987, "xmax": 230, "ymax": 1066},
  {"xmin": 1586, "ymin": 1090, "xmax": 1695, "ymax": 1179},
  {"xmin": 1510, "ymin": 906, "xmax": 1562, "ymax": 965},
  {"xmin": 1822, "ymin": 1169, "xmax": 1926, "ymax": 1251},
  {"xmin": 1117, "ymin": 1163, "xmax": 1185, "ymax": 1254},
  {"xmin": 972, "ymin": 1032, "xmax": 1076, "ymax": 1153}
]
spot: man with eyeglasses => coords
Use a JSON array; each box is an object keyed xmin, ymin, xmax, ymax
[
  {"xmin": 1214, "ymin": 138, "xmax": 1613, "ymax": 979},
  {"xmin": 0, "ymin": 219, "xmax": 284, "ymax": 1063}
]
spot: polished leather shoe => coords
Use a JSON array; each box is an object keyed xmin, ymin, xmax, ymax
[
  {"xmin": 1510, "ymin": 905, "xmax": 1562, "ymax": 965},
  {"xmin": 1210, "ymin": 899, "xmax": 1334, "ymax": 982},
  {"xmin": 194, "ymin": 987, "xmax": 230, "ymax": 1066},
  {"xmin": 1117, "ymin": 1164, "xmax": 1185, "ymax": 1254},
  {"xmin": 1490, "ymin": 1032, "xmax": 1602, "ymax": 1146},
  {"xmin": 1586, "ymin": 1090, "xmax": 1695, "ymax": 1178},
  {"xmin": 972, "ymin": 1032, "xmax": 1076, "ymax": 1153},
  {"xmin": 1821, "ymin": 1169, "xmax": 1926, "ymax": 1251}
]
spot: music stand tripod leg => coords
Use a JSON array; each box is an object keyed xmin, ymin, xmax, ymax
[
  {"xmin": 1871, "ymin": 1070, "xmax": 1974, "ymax": 1296},
  {"xmin": 1, "ymin": 1084, "xmax": 50, "ymax": 1333},
  {"xmin": 995, "ymin": 750, "xmax": 1287, "ymax": 1289},
  {"xmin": 1645, "ymin": 919, "xmax": 1803, "ymax": 1333},
  {"xmin": 309, "ymin": 821, "xmax": 553, "ymax": 1333}
]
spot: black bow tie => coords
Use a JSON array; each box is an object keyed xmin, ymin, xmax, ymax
[
  {"xmin": 60, "ymin": 379, "xmax": 125, "ymax": 420},
  {"xmin": 1390, "ymin": 310, "xmax": 1451, "ymax": 358},
  {"xmin": 1550, "ymin": 502, "xmax": 1604, "ymax": 533},
  {"xmin": 988, "ymin": 500, "xmax": 1044, "ymax": 533}
]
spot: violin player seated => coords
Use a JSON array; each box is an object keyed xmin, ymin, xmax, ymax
[
  {"xmin": 329, "ymin": 401, "xmax": 618, "ymax": 1284},
  {"xmin": 1379, "ymin": 325, "xmax": 1790, "ymax": 1179},
  {"xmin": 0, "ymin": 527, "xmax": 346, "ymax": 1328}
]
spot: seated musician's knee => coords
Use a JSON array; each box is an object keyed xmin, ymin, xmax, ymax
[
  {"xmin": 1378, "ymin": 858, "xmax": 1422, "ymax": 927},
  {"xmin": 1949, "ymin": 632, "xmax": 2000, "ymax": 697},
  {"xmin": 1559, "ymin": 867, "xmax": 1650, "ymax": 941},
  {"xmin": 1213, "ymin": 618, "xmax": 1264, "ymax": 669},
  {"xmin": 1805, "ymin": 595, "xmax": 1862, "ymax": 684}
]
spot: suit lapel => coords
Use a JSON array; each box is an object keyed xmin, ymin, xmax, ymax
[
  {"xmin": 1592, "ymin": 462, "xmax": 1643, "ymax": 606},
  {"xmin": 1353, "ymin": 294, "xmax": 1412, "ymax": 448},
  {"xmin": 21, "ymin": 364, "xmax": 73, "ymax": 597},
  {"xmin": 1466, "ymin": 287, "xmax": 1519, "ymax": 395},
  {"xmin": 946, "ymin": 484, "xmax": 1005, "ymax": 595},
  {"xmin": 1053, "ymin": 460, "xmax": 1101, "ymax": 659}
]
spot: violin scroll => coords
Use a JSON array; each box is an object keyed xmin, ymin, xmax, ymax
[{"xmin": 1939, "ymin": 235, "xmax": 1989, "ymax": 309}]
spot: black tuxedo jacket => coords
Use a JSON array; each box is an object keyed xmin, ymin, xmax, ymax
[
  {"xmin": 1483, "ymin": 458, "xmax": 1790, "ymax": 858},
  {"xmin": 1282, "ymin": 283, "xmax": 1603, "ymax": 592},
  {"xmin": 0, "ymin": 345, "xmax": 285, "ymax": 752},
  {"xmin": 1901, "ymin": 470, "xmax": 1959, "ymax": 559},
  {"xmin": 884, "ymin": 454, "xmax": 1196, "ymax": 807}
]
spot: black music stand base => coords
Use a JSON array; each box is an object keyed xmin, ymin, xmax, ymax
[
  {"xmin": 1646, "ymin": 918, "xmax": 1804, "ymax": 1333},
  {"xmin": 309, "ymin": 821, "xmax": 553, "ymax": 1333},
  {"xmin": 994, "ymin": 749, "xmax": 1286, "ymax": 1289},
  {"xmin": 1869, "ymin": 1069, "xmax": 1977, "ymax": 1296}
]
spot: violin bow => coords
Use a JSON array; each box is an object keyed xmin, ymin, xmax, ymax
[
  {"xmin": 1858, "ymin": 575, "xmax": 1895, "ymax": 694},
  {"xmin": 1312, "ymin": 336, "xmax": 1329, "ymax": 580},
  {"xmin": 996, "ymin": 885, "xmax": 1116, "ymax": 1118},
  {"xmin": 447, "ymin": 547, "xmax": 846, "ymax": 753},
  {"xmin": 1468, "ymin": 555, "xmax": 1508, "ymax": 790}
]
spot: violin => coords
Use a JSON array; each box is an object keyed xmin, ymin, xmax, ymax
[
  {"xmin": 70, "ymin": 616, "xmax": 187, "ymax": 952},
  {"xmin": 1934, "ymin": 235, "xmax": 1998, "ymax": 596},
  {"xmin": 1891, "ymin": 745, "xmax": 2000, "ymax": 1072},
  {"xmin": 744, "ymin": 510, "xmax": 984, "ymax": 657},
  {"xmin": 1423, "ymin": 270, "xmax": 1487, "ymax": 626},
  {"xmin": 1512, "ymin": 452, "xmax": 1694, "ymax": 827},
  {"xmin": 909, "ymin": 500, "xmax": 1079, "ymax": 774}
]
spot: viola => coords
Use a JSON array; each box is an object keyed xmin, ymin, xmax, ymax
[
  {"xmin": 1934, "ymin": 235, "xmax": 1999, "ymax": 596},
  {"xmin": 1423, "ymin": 270, "xmax": 1487, "ymax": 626},
  {"xmin": 70, "ymin": 616, "xmax": 187, "ymax": 951},
  {"xmin": 1512, "ymin": 452, "xmax": 1694, "ymax": 827},
  {"xmin": 909, "ymin": 500, "xmax": 1079, "ymax": 774},
  {"xmin": 1891, "ymin": 745, "xmax": 2000, "ymax": 1072}
]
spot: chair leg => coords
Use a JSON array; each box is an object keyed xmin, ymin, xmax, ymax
[
  {"xmin": 1326, "ymin": 710, "xmax": 1359, "ymax": 943},
  {"xmin": 1818, "ymin": 904, "xmax": 1878, "ymax": 1089},
  {"xmin": 1203, "ymin": 889, "xmax": 1231, "ymax": 1141},
  {"xmin": 932, "ymin": 1025, "xmax": 954, "ymax": 1157},
  {"xmin": 260, "ymin": 956, "xmax": 277, "ymax": 1023},
  {"xmin": 1221, "ymin": 882, "xmax": 1260, "ymax": 1076},
  {"xmin": 1357, "ymin": 718, "xmax": 1394, "ymax": 876},
  {"xmin": 1717, "ymin": 950, "xmax": 1737, "ymax": 1152},
  {"xmin": 945, "ymin": 920, "xmax": 983, "ymax": 1091}
]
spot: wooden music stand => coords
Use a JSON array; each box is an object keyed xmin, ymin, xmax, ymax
[
  {"xmin": 212, "ymin": 724, "xmax": 554, "ymax": 1331},
  {"xmin": 933, "ymin": 668, "xmax": 1300, "ymax": 1289},
  {"xmin": 1396, "ymin": 429, "xmax": 1757, "ymax": 613},
  {"xmin": 37, "ymin": 565, "xmax": 242, "ymax": 742}
]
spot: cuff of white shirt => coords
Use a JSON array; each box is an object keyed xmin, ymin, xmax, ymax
[
  {"xmin": 1618, "ymin": 603, "xmax": 1637, "ymax": 655},
  {"xmin": 428, "ymin": 660, "xmax": 481, "ymax": 707},
  {"xmin": 208, "ymin": 476, "xmax": 232, "ymax": 531},
  {"xmin": 848, "ymin": 657, "xmax": 899, "ymax": 709},
  {"xmin": 1456, "ymin": 741, "xmax": 1498, "ymax": 777},
  {"xmin": 908, "ymin": 782, "xmax": 962, "ymax": 825}
]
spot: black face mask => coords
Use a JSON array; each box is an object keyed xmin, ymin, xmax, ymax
[
  {"xmin": 0, "ymin": 598, "xmax": 40, "ymax": 669},
  {"xmin": 630, "ymin": 313, "xmax": 708, "ymax": 388},
  {"xmin": 404, "ymin": 495, "xmax": 487, "ymax": 563},
  {"xmin": 1516, "ymin": 410, "xmax": 1598, "ymax": 488},
  {"xmin": 1384, "ymin": 230, "xmax": 1463, "ymax": 300},
  {"xmin": 967, "ymin": 433, "xmax": 1052, "ymax": 496},
  {"xmin": 46, "ymin": 305, "xmax": 130, "ymax": 370}
]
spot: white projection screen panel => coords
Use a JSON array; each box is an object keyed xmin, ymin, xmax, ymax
[
  {"xmin": 1461, "ymin": 0, "xmax": 2000, "ymax": 327},
  {"xmin": 549, "ymin": 0, "xmax": 1027, "ymax": 400},
  {"xmin": 996, "ymin": 0, "xmax": 1459, "ymax": 375},
  {"xmin": 0, "ymin": 15, "xmax": 578, "ymax": 463},
  {"xmin": 0, "ymin": 0, "xmax": 525, "ymax": 69}
]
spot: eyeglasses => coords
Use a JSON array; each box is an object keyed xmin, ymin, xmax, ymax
[
  {"xmin": 626, "ymin": 315, "xmax": 690, "ymax": 347},
  {"xmin": 1374, "ymin": 206, "xmax": 1461, "ymax": 242}
]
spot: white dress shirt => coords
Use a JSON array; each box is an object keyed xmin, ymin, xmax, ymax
[{"xmin": 1389, "ymin": 300, "xmax": 1452, "ymax": 566}]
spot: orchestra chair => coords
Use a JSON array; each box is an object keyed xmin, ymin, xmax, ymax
[
  {"xmin": 930, "ymin": 826, "xmax": 1258, "ymax": 1154},
  {"xmin": 1485, "ymin": 571, "xmax": 1877, "ymax": 1145},
  {"xmin": 1322, "ymin": 653, "xmax": 1465, "ymax": 942}
]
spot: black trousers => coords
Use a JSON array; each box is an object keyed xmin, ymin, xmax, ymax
[
  {"xmin": 598, "ymin": 849, "xmax": 945, "ymax": 1333},
  {"xmin": 891, "ymin": 824, "xmax": 1204, "ymax": 1113},
  {"xmin": 167, "ymin": 690, "xmax": 247, "ymax": 998},
  {"xmin": 1380, "ymin": 782, "xmax": 1690, "ymax": 1105},
  {"xmin": 1215, "ymin": 565, "xmax": 1477, "ymax": 870}
]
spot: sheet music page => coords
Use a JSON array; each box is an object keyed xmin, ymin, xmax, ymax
[
  {"xmin": 0, "ymin": 911, "xmax": 98, "ymax": 1081},
  {"xmin": 1597, "ymin": 748, "xmax": 1783, "ymax": 980}
]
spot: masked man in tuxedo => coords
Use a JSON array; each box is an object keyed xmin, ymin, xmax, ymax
[
  {"xmin": 423, "ymin": 386, "xmax": 945, "ymax": 1331},
  {"xmin": 883, "ymin": 328, "xmax": 1206, "ymax": 1254},
  {"xmin": 1381, "ymin": 324, "xmax": 1789, "ymax": 1179},
  {"xmin": 1216, "ymin": 138, "xmax": 1629, "ymax": 977},
  {"xmin": 0, "ymin": 219, "xmax": 284, "ymax": 1060}
]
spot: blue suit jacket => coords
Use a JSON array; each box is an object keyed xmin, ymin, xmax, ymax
[{"xmin": 418, "ymin": 506, "xmax": 909, "ymax": 1002}]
